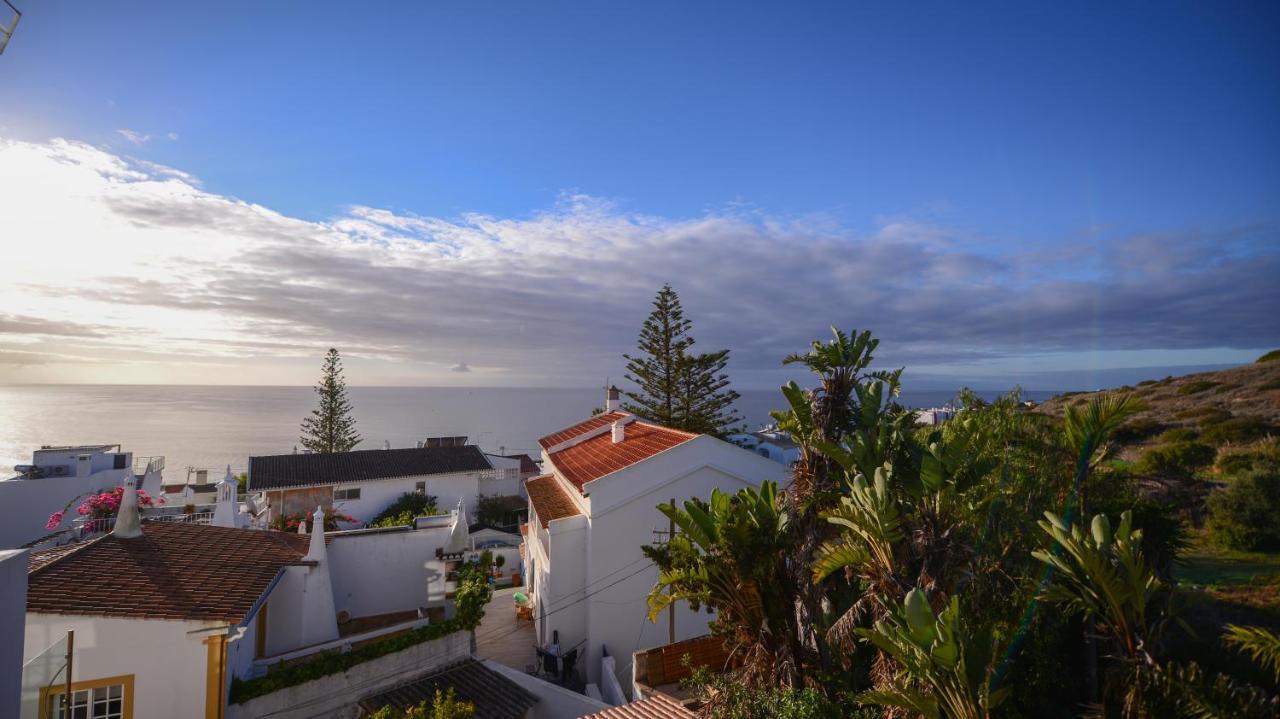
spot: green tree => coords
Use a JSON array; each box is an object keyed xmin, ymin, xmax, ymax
[
  {"xmin": 623, "ymin": 284, "xmax": 741, "ymax": 435},
  {"xmin": 299, "ymin": 348, "xmax": 362, "ymax": 453}
]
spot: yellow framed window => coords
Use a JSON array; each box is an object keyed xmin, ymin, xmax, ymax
[{"xmin": 41, "ymin": 675, "xmax": 134, "ymax": 719}]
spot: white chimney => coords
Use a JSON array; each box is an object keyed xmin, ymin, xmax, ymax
[
  {"xmin": 76, "ymin": 454, "xmax": 91, "ymax": 479},
  {"xmin": 113, "ymin": 476, "xmax": 143, "ymax": 539},
  {"xmin": 305, "ymin": 506, "xmax": 327, "ymax": 562},
  {"xmin": 611, "ymin": 421, "xmax": 625, "ymax": 444},
  {"xmin": 297, "ymin": 516, "xmax": 308, "ymax": 534},
  {"xmin": 384, "ymin": 440, "xmax": 391, "ymax": 450},
  {"xmin": 212, "ymin": 465, "xmax": 239, "ymax": 528},
  {"xmin": 605, "ymin": 385, "xmax": 620, "ymax": 412}
]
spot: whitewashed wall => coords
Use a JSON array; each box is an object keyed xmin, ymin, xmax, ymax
[
  {"xmin": 330, "ymin": 471, "xmax": 482, "ymax": 523},
  {"xmin": 24, "ymin": 614, "xmax": 212, "ymax": 719},
  {"xmin": 0, "ymin": 549, "xmax": 27, "ymax": 717},
  {"xmin": 482, "ymin": 660, "xmax": 611, "ymax": 719},
  {"xmin": 327, "ymin": 526, "xmax": 452, "ymax": 619},
  {"xmin": 0, "ymin": 474, "xmax": 128, "ymax": 548}
]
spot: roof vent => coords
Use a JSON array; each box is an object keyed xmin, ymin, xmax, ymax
[{"xmin": 611, "ymin": 421, "xmax": 625, "ymax": 444}]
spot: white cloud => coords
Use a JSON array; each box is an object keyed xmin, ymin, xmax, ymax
[
  {"xmin": 115, "ymin": 129, "xmax": 150, "ymax": 145},
  {"xmin": 0, "ymin": 136, "xmax": 1275, "ymax": 386},
  {"xmin": 166, "ymin": 132, "xmax": 180, "ymax": 141}
]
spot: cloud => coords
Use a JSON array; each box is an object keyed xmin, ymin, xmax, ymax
[
  {"xmin": 0, "ymin": 136, "xmax": 1276, "ymax": 387},
  {"xmin": 115, "ymin": 129, "xmax": 150, "ymax": 145},
  {"xmin": 166, "ymin": 132, "xmax": 180, "ymax": 141}
]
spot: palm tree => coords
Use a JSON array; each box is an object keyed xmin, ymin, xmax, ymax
[{"xmin": 642, "ymin": 481, "xmax": 801, "ymax": 687}]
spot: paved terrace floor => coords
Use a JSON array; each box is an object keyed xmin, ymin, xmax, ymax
[{"xmin": 475, "ymin": 586, "xmax": 537, "ymax": 673}]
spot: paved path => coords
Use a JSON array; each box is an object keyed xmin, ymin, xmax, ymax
[{"xmin": 475, "ymin": 586, "xmax": 537, "ymax": 673}]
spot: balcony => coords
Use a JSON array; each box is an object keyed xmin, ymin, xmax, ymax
[{"xmin": 72, "ymin": 509, "xmax": 214, "ymax": 538}]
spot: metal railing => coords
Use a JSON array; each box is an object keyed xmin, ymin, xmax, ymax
[
  {"xmin": 133, "ymin": 456, "xmax": 165, "ymax": 476},
  {"xmin": 72, "ymin": 510, "xmax": 214, "ymax": 538}
]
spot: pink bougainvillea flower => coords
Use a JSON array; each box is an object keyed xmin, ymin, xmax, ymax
[{"xmin": 45, "ymin": 511, "xmax": 64, "ymax": 530}]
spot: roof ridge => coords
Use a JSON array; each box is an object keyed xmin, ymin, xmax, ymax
[{"xmin": 630, "ymin": 419, "xmax": 700, "ymax": 438}]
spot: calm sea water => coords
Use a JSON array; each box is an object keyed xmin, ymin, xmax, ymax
[{"xmin": 0, "ymin": 385, "xmax": 1056, "ymax": 479}]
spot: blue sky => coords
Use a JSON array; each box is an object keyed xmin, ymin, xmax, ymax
[{"xmin": 0, "ymin": 1, "xmax": 1277, "ymax": 389}]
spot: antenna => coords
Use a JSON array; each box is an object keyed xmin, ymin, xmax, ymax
[{"xmin": 0, "ymin": 1, "xmax": 19, "ymax": 56}]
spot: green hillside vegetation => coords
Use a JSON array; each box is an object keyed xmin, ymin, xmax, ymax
[{"xmin": 639, "ymin": 332, "xmax": 1279, "ymax": 718}]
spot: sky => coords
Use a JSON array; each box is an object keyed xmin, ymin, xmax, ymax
[{"xmin": 0, "ymin": 1, "xmax": 1276, "ymax": 390}]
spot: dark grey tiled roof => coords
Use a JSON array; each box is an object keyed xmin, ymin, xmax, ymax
[
  {"xmin": 357, "ymin": 660, "xmax": 537, "ymax": 719},
  {"xmin": 248, "ymin": 445, "xmax": 492, "ymax": 491}
]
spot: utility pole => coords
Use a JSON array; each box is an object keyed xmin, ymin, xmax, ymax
[
  {"xmin": 64, "ymin": 630, "xmax": 74, "ymax": 714},
  {"xmin": 651, "ymin": 498, "xmax": 677, "ymax": 644}
]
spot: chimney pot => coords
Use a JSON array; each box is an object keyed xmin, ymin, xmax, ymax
[{"xmin": 611, "ymin": 421, "xmax": 625, "ymax": 444}]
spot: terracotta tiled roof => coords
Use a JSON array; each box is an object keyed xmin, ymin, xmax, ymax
[
  {"xmin": 26, "ymin": 540, "xmax": 96, "ymax": 573},
  {"xmin": 525, "ymin": 475, "xmax": 582, "ymax": 528},
  {"xmin": 249, "ymin": 445, "xmax": 492, "ymax": 491},
  {"xmin": 538, "ymin": 412, "xmax": 628, "ymax": 450},
  {"xmin": 580, "ymin": 694, "xmax": 695, "ymax": 718},
  {"xmin": 27, "ymin": 523, "xmax": 313, "ymax": 623},
  {"xmin": 549, "ymin": 421, "xmax": 697, "ymax": 492},
  {"xmin": 357, "ymin": 659, "xmax": 537, "ymax": 718}
]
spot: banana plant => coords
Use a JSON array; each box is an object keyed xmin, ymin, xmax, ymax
[
  {"xmin": 642, "ymin": 481, "xmax": 802, "ymax": 686},
  {"xmin": 854, "ymin": 588, "xmax": 1008, "ymax": 719}
]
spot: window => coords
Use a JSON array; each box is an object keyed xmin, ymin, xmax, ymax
[
  {"xmin": 334, "ymin": 487, "xmax": 361, "ymax": 501},
  {"xmin": 415, "ymin": 481, "xmax": 426, "ymax": 494},
  {"xmin": 43, "ymin": 675, "xmax": 132, "ymax": 719}
]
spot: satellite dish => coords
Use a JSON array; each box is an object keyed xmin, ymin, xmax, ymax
[{"xmin": 0, "ymin": 1, "xmax": 19, "ymax": 56}]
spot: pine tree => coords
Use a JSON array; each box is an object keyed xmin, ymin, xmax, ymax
[
  {"xmin": 300, "ymin": 348, "xmax": 362, "ymax": 453},
  {"xmin": 622, "ymin": 285, "xmax": 693, "ymax": 427},
  {"xmin": 676, "ymin": 349, "xmax": 743, "ymax": 438},
  {"xmin": 623, "ymin": 285, "xmax": 742, "ymax": 437}
]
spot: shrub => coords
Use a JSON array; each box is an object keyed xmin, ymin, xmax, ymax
[
  {"xmin": 1178, "ymin": 380, "xmax": 1220, "ymax": 396},
  {"xmin": 1177, "ymin": 406, "xmax": 1232, "ymax": 423},
  {"xmin": 1216, "ymin": 438, "xmax": 1280, "ymax": 476},
  {"xmin": 1134, "ymin": 442, "xmax": 1216, "ymax": 478},
  {"xmin": 1208, "ymin": 467, "xmax": 1280, "ymax": 552},
  {"xmin": 370, "ymin": 492, "xmax": 439, "ymax": 528},
  {"xmin": 1201, "ymin": 416, "xmax": 1274, "ymax": 446},
  {"xmin": 1261, "ymin": 379, "xmax": 1280, "ymax": 391},
  {"xmin": 368, "ymin": 689, "xmax": 475, "ymax": 719},
  {"xmin": 1112, "ymin": 417, "xmax": 1165, "ymax": 444},
  {"xmin": 1256, "ymin": 349, "xmax": 1280, "ymax": 363},
  {"xmin": 1137, "ymin": 379, "xmax": 1158, "ymax": 387},
  {"xmin": 1156, "ymin": 427, "xmax": 1199, "ymax": 444},
  {"xmin": 476, "ymin": 494, "xmax": 526, "ymax": 528},
  {"xmin": 269, "ymin": 507, "xmax": 354, "ymax": 531}
]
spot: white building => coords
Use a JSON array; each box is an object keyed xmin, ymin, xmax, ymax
[
  {"xmin": 247, "ymin": 444, "xmax": 503, "ymax": 526},
  {"xmin": 522, "ymin": 389, "xmax": 787, "ymax": 691},
  {"xmin": 21, "ymin": 480, "xmax": 337, "ymax": 719},
  {"xmin": 1, "ymin": 445, "xmax": 165, "ymax": 548},
  {"xmin": 728, "ymin": 426, "xmax": 802, "ymax": 466}
]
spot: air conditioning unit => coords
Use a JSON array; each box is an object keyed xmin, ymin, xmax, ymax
[{"xmin": 51, "ymin": 465, "xmax": 68, "ymax": 476}]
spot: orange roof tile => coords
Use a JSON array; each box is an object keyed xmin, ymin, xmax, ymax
[
  {"xmin": 580, "ymin": 694, "xmax": 695, "ymax": 718},
  {"xmin": 549, "ymin": 421, "xmax": 696, "ymax": 492},
  {"xmin": 538, "ymin": 412, "xmax": 628, "ymax": 450},
  {"xmin": 525, "ymin": 474, "xmax": 582, "ymax": 528},
  {"xmin": 27, "ymin": 522, "xmax": 313, "ymax": 623}
]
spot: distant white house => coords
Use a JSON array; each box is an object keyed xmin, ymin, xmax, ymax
[
  {"xmin": 728, "ymin": 426, "xmax": 802, "ymax": 466},
  {"xmin": 0, "ymin": 444, "xmax": 165, "ymax": 548},
  {"xmin": 247, "ymin": 444, "xmax": 506, "ymax": 525},
  {"xmin": 522, "ymin": 388, "xmax": 787, "ymax": 692}
]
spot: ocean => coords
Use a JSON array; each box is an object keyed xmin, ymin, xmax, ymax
[{"xmin": 0, "ymin": 385, "xmax": 1058, "ymax": 479}]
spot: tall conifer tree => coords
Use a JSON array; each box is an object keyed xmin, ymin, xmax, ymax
[
  {"xmin": 622, "ymin": 285, "xmax": 742, "ymax": 437},
  {"xmin": 300, "ymin": 348, "xmax": 362, "ymax": 453}
]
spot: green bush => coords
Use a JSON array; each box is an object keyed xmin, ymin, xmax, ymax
[
  {"xmin": 1176, "ymin": 406, "xmax": 1232, "ymax": 423},
  {"xmin": 1215, "ymin": 438, "xmax": 1280, "ymax": 476},
  {"xmin": 1201, "ymin": 416, "xmax": 1273, "ymax": 446},
  {"xmin": 1208, "ymin": 467, "xmax": 1280, "ymax": 552},
  {"xmin": 1137, "ymin": 379, "xmax": 1158, "ymax": 387},
  {"xmin": 1256, "ymin": 349, "xmax": 1280, "ymax": 363},
  {"xmin": 1156, "ymin": 427, "xmax": 1199, "ymax": 444},
  {"xmin": 1178, "ymin": 380, "xmax": 1220, "ymax": 396},
  {"xmin": 1134, "ymin": 442, "xmax": 1216, "ymax": 478},
  {"xmin": 1112, "ymin": 417, "xmax": 1165, "ymax": 444},
  {"xmin": 370, "ymin": 492, "xmax": 439, "ymax": 528}
]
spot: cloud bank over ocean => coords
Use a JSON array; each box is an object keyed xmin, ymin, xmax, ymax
[{"xmin": 0, "ymin": 137, "xmax": 1275, "ymax": 387}]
